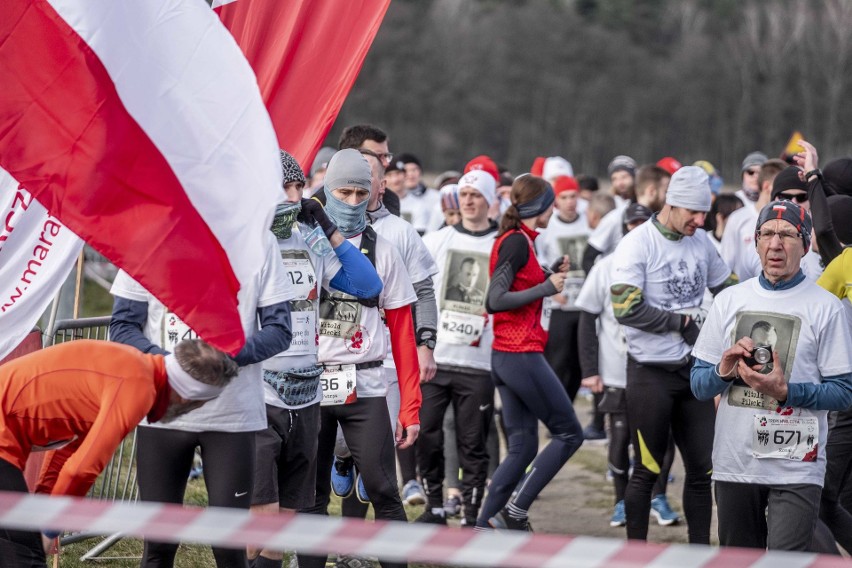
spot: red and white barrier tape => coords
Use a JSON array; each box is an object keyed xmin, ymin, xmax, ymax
[{"xmin": 0, "ymin": 491, "xmax": 846, "ymax": 567}]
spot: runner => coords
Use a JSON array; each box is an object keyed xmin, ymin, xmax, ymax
[
  {"xmin": 247, "ymin": 151, "xmax": 382, "ymax": 568},
  {"xmin": 736, "ymin": 151, "xmax": 768, "ymax": 206},
  {"xmin": 393, "ymin": 153, "xmax": 442, "ymax": 235},
  {"xmin": 610, "ymin": 166, "xmax": 737, "ymax": 543},
  {"xmin": 0, "ymin": 339, "xmax": 236, "ymax": 567},
  {"xmin": 476, "ymin": 174, "xmax": 583, "ymax": 532},
  {"xmin": 415, "ymin": 170, "xmax": 499, "ymax": 527}
]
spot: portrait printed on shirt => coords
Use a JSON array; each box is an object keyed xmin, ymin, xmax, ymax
[
  {"xmin": 441, "ymin": 251, "xmax": 489, "ymax": 315},
  {"xmin": 556, "ymin": 235, "xmax": 588, "ymax": 275},
  {"xmin": 727, "ymin": 311, "xmax": 801, "ymax": 411},
  {"xmin": 319, "ymin": 291, "xmax": 362, "ymax": 339}
]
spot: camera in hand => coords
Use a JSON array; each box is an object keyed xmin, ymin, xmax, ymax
[{"xmin": 744, "ymin": 345, "xmax": 772, "ymax": 367}]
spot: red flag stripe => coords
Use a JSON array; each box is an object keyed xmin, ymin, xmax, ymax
[{"xmin": 0, "ymin": 0, "xmax": 244, "ymax": 352}]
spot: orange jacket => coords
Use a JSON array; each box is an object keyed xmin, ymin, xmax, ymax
[{"xmin": 0, "ymin": 340, "xmax": 170, "ymax": 497}]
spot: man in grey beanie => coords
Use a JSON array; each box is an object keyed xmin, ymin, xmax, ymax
[
  {"xmin": 738, "ymin": 151, "xmax": 768, "ymax": 205},
  {"xmin": 608, "ymin": 165, "xmax": 738, "ymax": 544}
]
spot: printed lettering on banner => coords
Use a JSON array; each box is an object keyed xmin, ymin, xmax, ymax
[
  {"xmin": 164, "ymin": 313, "xmax": 199, "ymax": 351},
  {"xmin": 439, "ymin": 310, "xmax": 485, "ymax": 346},
  {"xmin": 752, "ymin": 415, "xmax": 819, "ymax": 461},
  {"xmin": 320, "ymin": 364, "xmax": 357, "ymax": 406}
]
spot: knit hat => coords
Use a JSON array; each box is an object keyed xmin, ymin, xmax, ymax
[
  {"xmin": 324, "ymin": 149, "xmax": 372, "ymax": 193},
  {"xmin": 824, "ymin": 157, "xmax": 852, "ymax": 196},
  {"xmin": 434, "ymin": 170, "xmax": 461, "ymax": 189},
  {"xmin": 607, "ymin": 155, "xmax": 637, "ymax": 177},
  {"xmin": 543, "ymin": 157, "xmax": 574, "ymax": 182},
  {"xmin": 530, "ymin": 157, "xmax": 546, "ymax": 177},
  {"xmin": 457, "ymin": 170, "xmax": 496, "ymax": 206},
  {"xmin": 656, "ymin": 156, "xmax": 682, "ymax": 175},
  {"xmin": 385, "ymin": 159, "xmax": 405, "ymax": 174},
  {"xmin": 741, "ymin": 151, "xmax": 768, "ymax": 172},
  {"xmin": 310, "ymin": 146, "xmax": 336, "ymax": 177},
  {"xmin": 828, "ymin": 194, "xmax": 852, "ymax": 244},
  {"xmin": 665, "ymin": 166, "xmax": 712, "ymax": 212},
  {"xmin": 396, "ymin": 153, "xmax": 421, "ymax": 169},
  {"xmin": 693, "ymin": 160, "xmax": 723, "ymax": 195},
  {"xmin": 623, "ymin": 202, "xmax": 653, "ymax": 225},
  {"xmin": 771, "ymin": 166, "xmax": 808, "ymax": 199},
  {"xmin": 280, "ymin": 149, "xmax": 306, "ymax": 186},
  {"xmin": 440, "ymin": 184, "xmax": 460, "ymax": 211},
  {"xmin": 464, "ymin": 155, "xmax": 500, "ymax": 183},
  {"xmin": 553, "ymin": 175, "xmax": 580, "ymax": 195},
  {"xmin": 756, "ymin": 200, "xmax": 813, "ymax": 250}
]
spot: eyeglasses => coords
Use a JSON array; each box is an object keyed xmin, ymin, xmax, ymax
[
  {"xmin": 744, "ymin": 169, "xmax": 759, "ymax": 176},
  {"xmin": 757, "ymin": 229, "xmax": 802, "ymax": 243},
  {"xmin": 358, "ymin": 148, "xmax": 393, "ymax": 165},
  {"xmin": 776, "ymin": 192, "xmax": 809, "ymax": 204}
]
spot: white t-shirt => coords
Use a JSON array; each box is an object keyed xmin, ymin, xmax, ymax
[
  {"xmin": 574, "ymin": 254, "xmax": 627, "ymax": 388},
  {"xmin": 587, "ymin": 202, "xmax": 628, "ymax": 256},
  {"xmin": 537, "ymin": 212, "xmax": 592, "ymax": 311},
  {"xmin": 399, "ymin": 188, "xmax": 442, "ymax": 234},
  {"xmin": 610, "ymin": 220, "xmax": 731, "ymax": 363},
  {"xmin": 720, "ymin": 204, "xmax": 759, "ymax": 280},
  {"xmin": 317, "ymin": 231, "xmax": 415, "ymax": 398},
  {"xmin": 422, "ymin": 225, "xmax": 496, "ymax": 372},
  {"xmin": 110, "ymin": 232, "xmax": 294, "ymax": 432},
  {"xmin": 692, "ymin": 277, "xmax": 852, "ymax": 486},
  {"xmin": 263, "ymin": 225, "xmax": 342, "ymax": 410}
]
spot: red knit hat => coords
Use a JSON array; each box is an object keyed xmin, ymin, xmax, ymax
[
  {"xmin": 464, "ymin": 155, "xmax": 500, "ymax": 183},
  {"xmin": 553, "ymin": 175, "xmax": 580, "ymax": 195},
  {"xmin": 656, "ymin": 156, "xmax": 683, "ymax": 175},
  {"xmin": 530, "ymin": 157, "xmax": 546, "ymax": 177}
]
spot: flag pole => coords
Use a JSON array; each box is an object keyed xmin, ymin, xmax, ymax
[{"xmin": 72, "ymin": 250, "xmax": 84, "ymax": 319}]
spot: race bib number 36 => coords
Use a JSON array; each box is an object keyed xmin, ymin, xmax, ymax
[
  {"xmin": 752, "ymin": 415, "xmax": 818, "ymax": 462},
  {"xmin": 439, "ymin": 310, "xmax": 485, "ymax": 346},
  {"xmin": 320, "ymin": 365, "xmax": 357, "ymax": 406}
]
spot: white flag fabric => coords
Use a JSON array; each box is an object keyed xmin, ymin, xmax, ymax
[
  {"xmin": 0, "ymin": 168, "xmax": 83, "ymax": 359},
  {"xmin": 0, "ymin": 0, "xmax": 283, "ymax": 354}
]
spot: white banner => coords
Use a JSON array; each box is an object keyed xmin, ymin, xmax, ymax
[{"xmin": 0, "ymin": 168, "xmax": 83, "ymax": 360}]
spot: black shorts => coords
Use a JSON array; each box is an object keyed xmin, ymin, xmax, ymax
[{"xmin": 253, "ymin": 402, "xmax": 320, "ymax": 509}]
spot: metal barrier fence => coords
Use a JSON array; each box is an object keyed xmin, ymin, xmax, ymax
[{"xmin": 45, "ymin": 317, "xmax": 140, "ymax": 562}]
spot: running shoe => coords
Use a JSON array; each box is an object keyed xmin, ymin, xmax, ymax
[
  {"xmin": 331, "ymin": 457, "xmax": 355, "ymax": 498},
  {"xmin": 414, "ymin": 509, "xmax": 448, "ymax": 525},
  {"xmin": 402, "ymin": 479, "xmax": 426, "ymax": 506},
  {"xmin": 443, "ymin": 494, "xmax": 462, "ymax": 517},
  {"xmin": 650, "ymin": 494, "xmax": 680, "ymax": 526},
  {"xmin": 582, "ymin": 425, "xmax": 607, "ymax": 442},
  {"xmin": 488, "ymin": 508, "xmax": 533, "ymax": 532},
  {"xmin": 609, "ymin": 500, "xmax": 626, "ymax": 527},
  {"xmin": 355, "ymin": 471, "xmax": 370, "ymax": 504}
]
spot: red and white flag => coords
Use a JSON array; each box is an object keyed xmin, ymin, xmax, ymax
[
  {"xmin": 0, "ymin": 0, "xmax": 283, "ymax": 355},
  {"xmin": 214, "ymin": 0, "xmax": 391, "ymax": 168}
]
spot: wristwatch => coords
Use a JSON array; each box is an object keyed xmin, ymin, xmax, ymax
[
  {"xmin": 804, "ymin": 168, "xmax": 822, "ymax": 182},
  {"xmin": 417, "ymin": 329, "xmax": 437, "ymax": 350}
]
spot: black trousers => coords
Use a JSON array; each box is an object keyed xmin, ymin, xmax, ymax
[
  {"xmin": 544, "ymin": 310, "xmax": 582, "ymax": 401},
  {"xmin": 624, "ymin": 357, "xmax": 714, "ymax": 544},
  {"xmin": 298, "ymin": 397, "xmax": 406, "ymax": 568},
  {"xmin": 417, "ymin": 367, "xmax": 494, "ymax": 524},
  {"xmin": 820, "ymin": 409, "xmax": 852, "ymax": 552},
  {"xmin": 136, "ymin": 427, "xmax": 256, "ymax": 568},
  {"xmin": 0, "ymin": 458, "xmax": 46, "ymax": 568}
]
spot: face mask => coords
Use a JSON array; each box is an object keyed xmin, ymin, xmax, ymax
[
  {"xmin": 270, "ymin": 201, "xmax": 302, "ymax": 240},
  {"xmin": 324, "ymin": 191, "xmax": 369, "ymax": 238}
]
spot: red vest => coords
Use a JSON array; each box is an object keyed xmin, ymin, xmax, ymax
[{"xmin": 489, "ymin": 224, "xmax": 548, "ymax": 352}]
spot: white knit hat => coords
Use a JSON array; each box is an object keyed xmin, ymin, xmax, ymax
[
  {"xmin": 542, "ymin": 156, "xmax": 574, "ymax": 182},
  {"xmin": 457, "ymin": 170, "xmax": 497, "ymax": 206},
  {"xmin": 665, "ymin": 166, "xmax": 712, "ymax": 212}
]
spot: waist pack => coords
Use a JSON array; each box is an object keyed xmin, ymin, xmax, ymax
[{"xmin": 263, "ymin": 365, "xmax": 324, "ymax": 407}]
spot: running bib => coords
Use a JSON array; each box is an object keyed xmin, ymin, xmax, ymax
[
  {"xmin": 320, "ymin": 364, "xmax": 357, "ymax": 406},
  {"xmin": 563, "ymin": 275, "xmax": 585, "ymax": 308},
  {"xmin": 281, "ymin": 251, "xmax": 316, "ymax": 300},
  {"xmin": 439, "ymin": 310, "xmax": 485, "ymax": 346},
  {"xmin": 287, "ymin": 300, "xmax": 318, "ymax": 356},
  {"xmin": 164, "ymin": 312, "xmax": 198, "ymax": 351},
  {"xmin": 752, "ymin": 415, "xmax": 818, "ymax": 462},
  {"xmin": 541, "ymin": 297, "xmax": 553, "ymax": 331}
]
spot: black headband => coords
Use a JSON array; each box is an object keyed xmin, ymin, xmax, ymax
[{"xmin": 516, "ymin": 183, "xmax": 555, "ymax": 219}]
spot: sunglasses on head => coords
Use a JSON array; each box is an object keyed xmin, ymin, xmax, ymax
[{"xmin": 776, "ymin": 192, "xmax": 809, "ymax": 204}]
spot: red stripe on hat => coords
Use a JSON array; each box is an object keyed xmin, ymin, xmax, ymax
[{"xmin": 0, "ymin": 0, "xmax": 244, "ymax": 352}]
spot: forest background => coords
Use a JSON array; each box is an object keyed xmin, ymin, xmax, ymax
[{"xmin": 327, "ymin": 0, "xmax": 852, "ymax": 181}]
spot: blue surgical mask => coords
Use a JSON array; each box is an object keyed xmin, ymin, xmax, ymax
[{"xmin": 324, "ymin": 191, "xmax": 369, "ymax": 238}]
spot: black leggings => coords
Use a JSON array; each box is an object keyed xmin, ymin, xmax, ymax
[
  {"xmin": 476, "ymin": 351, "xmax": 583, "ymax": 527},
  {"xmin": 0, "ymin": 458, "xmax": 46, "ymax": 568},
  {"xmin": 136, "ymin": 426, "xmax": 256, "ymax": 568},
  {"xmin": 624, "ymin": 357, "xmax": 714, "ymax": 543},
  {"xmin": 544, "ymin": 310, "xmax": 582, "ymax": 401},
  {"xmin": 819, "ymin": 409, "xmax": 852, "ymax": 552},
  {"xmin": 608, "ymin": 404, "xmax": 675, "ymax": 503}
]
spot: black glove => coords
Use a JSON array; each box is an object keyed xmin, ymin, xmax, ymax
[
  {"xmin": 680, "ymin": 315, "xmax": 701, "ymax": 346},
  {"xmin": 298, "ymin": 198, "xmax": 337, "ymax": 239}
]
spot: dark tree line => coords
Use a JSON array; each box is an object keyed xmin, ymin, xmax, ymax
[{"xmin": 327, "ymin": 0, "xmax": 852, "ymax": 181}]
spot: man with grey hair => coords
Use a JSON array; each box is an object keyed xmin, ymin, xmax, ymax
[{"xmin": 610, "ymin": 166, "xmax": 737, "ymax": 543}]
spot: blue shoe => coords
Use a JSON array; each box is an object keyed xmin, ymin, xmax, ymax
[
  {"xmin": 331, "ymin": 457, "xmax": 355, "ymax": 498},
  {"xmin": 355, "ymin": 471, "xmax": 369, "ymax": 504},
  {"xmin": 650, "ymin": 494, "xmax": 680, "ymax": 526},
  {"xmin": 609, "ymin": 500, "xmax": 626, "ymax": 527},
  {"xmin": 402, "ymin": 479, "xmax": 426, "ymax": 506}
]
